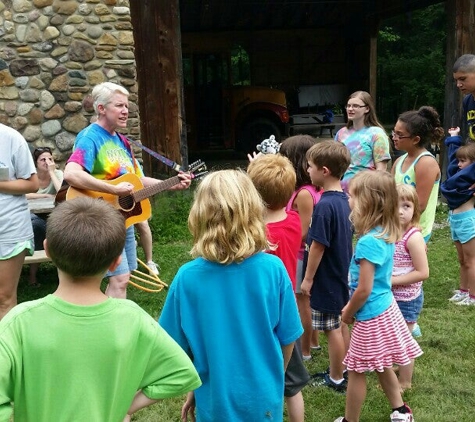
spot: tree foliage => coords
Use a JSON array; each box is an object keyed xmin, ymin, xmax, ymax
[{"xmin": 377, "ymin": 3, "xmax": 446, "ymax": 123}]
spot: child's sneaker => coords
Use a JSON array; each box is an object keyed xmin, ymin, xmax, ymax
[
  {"xmin": 411, "ymin": 323, "xmax": 422, "ymax": 338},
  {"xmin": 455, "ymin": 295, "xmax": 475, "ymax": 306},
  {"xmin": 146, "ymin": 261, "xmax": 160, "ymax": 276},
  {"xmin": 390, "ymin": 410, "xmax": 414, "ymax": 422},
  {"xmin": 310, "ymin": 373, "xmax": 347, "ymax": 393},
  {"xmin": 333, "ymin": 418, "xmax": 345, "ymax": 422},
  {"xmin": 449, "ymin": 290, "xmax": 469, "ymax": 302}
]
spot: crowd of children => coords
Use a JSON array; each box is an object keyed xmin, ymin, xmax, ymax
[{"xmin": 3, "ymin": 56, "xmax": 475, "ymax": 422}]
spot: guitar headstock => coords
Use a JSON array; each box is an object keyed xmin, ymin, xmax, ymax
[{"xmin": 187, "ymin": 160, "xmax": 208, "ymax": 180}]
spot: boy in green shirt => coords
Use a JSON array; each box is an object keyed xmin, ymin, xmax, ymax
[{"xmin": 0, "ymin": 197, "xmax": 201, "ymax": 422}]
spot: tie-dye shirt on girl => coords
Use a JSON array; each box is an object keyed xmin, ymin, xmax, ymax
[
  {"xmin": 68, "ymin": 123, "xmax": 143, "ymax": 180},
  {"xmin": 335, "ymin": 126, "xmax": 390, "ymax": 193}
]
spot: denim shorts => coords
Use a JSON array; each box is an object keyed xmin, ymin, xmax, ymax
[
  {"xmin": 106, "ymin": 225, "xmax": 137, "ymax": 277},
  {"xmin": 449, "ymin": 208, "xmax": 475, "ymax": 244},
  {"xmin": 396, "ymin": 290, "xmax": 424, "ymax": 324}
]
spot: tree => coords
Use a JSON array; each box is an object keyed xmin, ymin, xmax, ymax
[{"xmin": 377, "ymin": 3, "xmax": 446, "ymax": 123}]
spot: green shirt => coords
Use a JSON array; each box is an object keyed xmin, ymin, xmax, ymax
[
  {"xmin": 0, "ymin": 295, "xmax": 201, "ymax": 422},
  {"xmin": 394, "ymin": 151, "xmax": 440, "ymax": 239}
]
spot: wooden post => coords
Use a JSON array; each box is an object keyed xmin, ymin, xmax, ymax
[
  {"xmin": 129, "ymin": 0, "xmax": 185, "ymax": 177},
  {"xmin": 368, "ymin": 20, "xmax": 380, "ymax": 99}
]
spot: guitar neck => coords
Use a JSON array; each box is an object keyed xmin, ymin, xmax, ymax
[{"xmin": 133, "ymin": 175, "xmax": 181, "ymax": 202}]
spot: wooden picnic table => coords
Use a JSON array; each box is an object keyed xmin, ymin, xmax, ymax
[{"xmin": 28, "ymin": 197, "xmax": 55, "ymax": 214}]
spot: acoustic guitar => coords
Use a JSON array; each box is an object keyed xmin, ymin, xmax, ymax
[{"xmin": 64, "ymin": 160, "xmax": 207, "ymax": 228}]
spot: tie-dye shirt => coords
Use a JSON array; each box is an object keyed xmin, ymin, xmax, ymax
[
  {"xmin": 335, "ymin": 126, "xmax": 391, "ymax": 193},
  {"xmin": 68, "ymin": 123, "xmax": 143, "ymax": 180}
]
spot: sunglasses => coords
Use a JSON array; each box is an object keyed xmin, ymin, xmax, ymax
[{"xmin": 33, "ymin": 147, "xmax": 52, "ymax": 161}]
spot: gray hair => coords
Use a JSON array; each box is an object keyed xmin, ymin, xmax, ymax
[
  {"xmin": 92, "ymin": 82, "xmax": 129, "ymax": 114},
  {"xmin": 453, "ymin": 54, "xmax": 475, "ymax": 73}
]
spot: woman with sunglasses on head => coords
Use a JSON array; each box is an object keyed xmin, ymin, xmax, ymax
[
  {"xmin": 391, "ymin": 106, "xmax": 444, "ymax": 243},
  {"xmin": 25, "ymin": 147, "xmax": 63, "ymax": 287},
  {"xmin": 335, "ymin": 91, "xmax": 392, "ymax": 193},
  {"xmin": 0, "ymin": 124, "xmax": 39, "ymax": 319}
]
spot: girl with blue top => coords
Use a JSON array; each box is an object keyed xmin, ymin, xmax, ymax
[
  {"xmin": 334, "ymin": 171, "xmax": 422, "ymax": 422},
  {"xmin": 159, "ymin": 170, "xmax": 303, "ymax": 422}
]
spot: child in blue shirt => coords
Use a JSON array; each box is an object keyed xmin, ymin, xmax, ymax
[
  {"xmin": 159, "ymin": 170, "xmax": 303, "ymax": 422},
  {"xmin": 335, "ymin": 170, "xmax": 422, "ymax": 422}
]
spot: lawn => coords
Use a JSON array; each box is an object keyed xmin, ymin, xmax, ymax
[{"xmin": 18, "ymin": 195, "xmax": 475, "ymax": 422}]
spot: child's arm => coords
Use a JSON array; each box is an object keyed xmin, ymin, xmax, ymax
[
  {"xmin": 445, "ymin": 128, "xmax": 463, "ymax": 179},
  {"xmin": 392, "ymin": 231, "xmax": 429, "ymax": 286},
  {"xmin": 301, "ymin": 241, "xmax": 325, "ymax": 296},
  {"xmin": 293, "ymin": 188, "xmax": 315, "ymax": 242},
  {"xmin": 181, "ymin": 392, "xmax": 196, "ymax": 422},
  {"xmin": 282, "ymin": 342, "xmax": 295, "ymax": 370},
  {"xmin": 341, "ymin": 259, "xmax": 374, "ymax": 324},
  {"xmin": 124, "ymin": 391, "xmax": 159, "ymax": 420}
]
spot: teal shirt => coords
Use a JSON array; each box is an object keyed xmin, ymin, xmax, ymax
[
  {"xmin": 160, "ymin": 252, "xmax": 303, "ymax": 422},
  {"xmin": 349, "ymin": 229, "xmax": 395, "ymax": 321}
]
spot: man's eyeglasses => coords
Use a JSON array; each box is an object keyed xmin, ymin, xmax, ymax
[
  {"xmin": 33, "ymin": 147, "xmax": 52, "ymax": 161},
  {"xmin": 391, "ymin": 131, "xmax": 412, "ymax": 140},
  {"xmin": 345, "ymin": 104, "xmax": 366, "ymax": 110}
]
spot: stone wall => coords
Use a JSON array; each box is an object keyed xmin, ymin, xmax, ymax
[{"xmin": 0, "ymin": 0, "xmax": 140, "ymax": 166}]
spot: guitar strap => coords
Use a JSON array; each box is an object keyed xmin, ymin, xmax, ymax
[{"xmin": 117, "ymin": 133, "xmax": 185, "ymax": 173}]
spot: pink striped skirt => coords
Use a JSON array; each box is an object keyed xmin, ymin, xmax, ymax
[{"xmin": 343, "ymin": 300, "xmax": 423, "ymax": 373}]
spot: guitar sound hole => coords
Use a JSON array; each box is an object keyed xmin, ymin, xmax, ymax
[{"xmin": 118, "ymin": 195, "xmax": 135, "ymax": 212}]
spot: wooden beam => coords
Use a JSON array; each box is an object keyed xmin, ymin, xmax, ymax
[{"xmin": 130, "ymin": 0, "xmax": 185, "ymax": 176}]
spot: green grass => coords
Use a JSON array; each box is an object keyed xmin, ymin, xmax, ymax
[{"xmin": 17, "ymin": 202, "xmax": 475, "ymax": 422}]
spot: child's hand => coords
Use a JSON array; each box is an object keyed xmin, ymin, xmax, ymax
[
  {"xmin": 247, "ymin": 151, "xmax": 262, "ymax": 162},
  {"xmin": 181, "ymin": 392, "xmax": 196, "ymax": 422},
  {"xmin": 300, "ymin": 278, "xmax": 313, "ymax": 296},
  {"xmin": 341, "ymin": 305, "xmax": 355, "ymax": 325},
  {"xmin": 448, "ymin": 127, "xmax": 460, "ymax": 137}
]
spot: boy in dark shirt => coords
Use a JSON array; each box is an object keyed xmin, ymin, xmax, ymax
[{"xmin": 301, "ymin": 140, "xmax": 352, "ymax": 392}]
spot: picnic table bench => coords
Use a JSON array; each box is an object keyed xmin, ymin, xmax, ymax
[
  {"xmin": 24, "ymin": 249, "xmax": 51, "ymax": 265},
  {"xmin": 289, "ymin": 113, "xmax": 346, "ymax": 138},
  {"xmin": 24, "ymin": 197, "xmax": 55, "ymax": 266}
]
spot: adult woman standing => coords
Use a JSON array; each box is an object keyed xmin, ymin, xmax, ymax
[
  {"xmin": 335, "ymin": 91, "xmax": 391, "ymax": 192},
  {"xmin": 26, "ymin": 147, "xmax": 63, "ymax": 286},
  {"xmin": 392, "ymin": 106, "xmax": 444, "ymax": 242},
  {"xmin": 0, "ymin": 124, "xmax": 39, "ymax": 319},
  {"xmin": 64, "ymin": 82, "xmax": 191, "ymax": 299}
]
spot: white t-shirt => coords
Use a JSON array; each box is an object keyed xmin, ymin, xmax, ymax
[{"xmin": 0, "ymin": 124, "xmax": 37, "ymax": 245}]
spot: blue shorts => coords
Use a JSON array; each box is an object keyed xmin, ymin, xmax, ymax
[
  {"xmin": 106, "ymin": 226, "xmax": 137, "ymax": 277},
  {"xmin": 396, "ymin": 290, "xmax": 424, "ymax": 324},
  {"xmin": 449, "ymin": 209, "xmax": 475, "ymax": 244}
]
